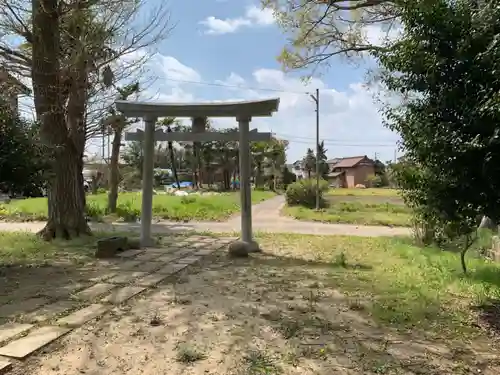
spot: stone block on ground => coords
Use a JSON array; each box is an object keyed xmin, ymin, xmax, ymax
[
  {"xmin": 74, "ymin": 283, "xmax": 117, "ymax": 300},
  {"xmin": 0, "ymin": 326, "xmax": 70, "ymax": 359},
  {"xmin": 0, "ymin": 323, "xmax": 33, "ymax": 344},
  {"xmin": 194, "ymin": 249, "xmax": 216, "ymax": 256},
  {"xmin": 228, "ymin": 241, "xmax": 253, "ymax": 258},
  {"xmin": 156, "ymin": 263, "xmax": 188, "ymax": 275},
  {"xmin": 173, "ymin": 249, "xmax": 193, "ymax": 257},
  {"xmin": 95, "ymin": 236, "xmax": 128, "ymax": 258},
  {"xmin": 57, "ymin": 304, "xmax": 110, "ymax": 327},
  {"xmin": 107, "ymin": 271, "xmax": 147, "ymax": 284},
  {"xmin": 133, "ymin": 262, "xmax": 163, "ymax": 273},
  {"xmin": 0, "ymin": 360, "xmax": 12, "ymax": 374},
  {"xmin": 155, "ymin": 254, "xmax": 177, "ymax": 263},
  {"xmin": 135, "ymin": 273, "xmax": 170, "ymax": 287},
  {"xmin": 176, "ymin": 256, "xmax": 202, "ymax": 265},
  {"xmin": 116, "ymin": 260, "xmax": 143, "ymax": 270},
  {"xmin": 22, "ymin": 301, "xmax": 75, "ymax": 323},
  {"xmin": 101, "ymin": 286, "xmax": 146, "ymax": 304},
  {"xmin": 134, "ymin": 251, "xmax": 164, "ymax": 262}
]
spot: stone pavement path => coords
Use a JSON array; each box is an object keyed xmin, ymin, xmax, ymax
[
  {"xmin": 0, "ymin": 195, "xmax": 411, "ymax": 237},
  {"xmin": 0, "ymin": 234, "xmax": 236, "ymax": 372}
]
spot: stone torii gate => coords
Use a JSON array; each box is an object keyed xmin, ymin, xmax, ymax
[{"xmin": 116, "ymin": 98, "xmax": 280, "ymax": 250}]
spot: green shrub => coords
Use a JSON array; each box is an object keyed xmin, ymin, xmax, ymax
[
  {"xmin": 85, "ymin": 201, "xmax": 104, "ymax": 221},
  {"xmin": 96, "ymin": 187, "xmax": 107, "ymax": 194},
  {"xmin": 285, "ymin": 179, "xmax": 329, "ymax": 208},
  {"xmin": 116, "ymin": 200, "xmax": 140, "ymax": 222}
]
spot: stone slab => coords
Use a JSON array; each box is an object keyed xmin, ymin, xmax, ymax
[
  {"xmin": 117, "ymin": 260, "xmax": 143, "ymax": 270},
  {"xmin": 74, "ymin": 283, "xmax": 117, "ymax": 300},
  {"xmin": 23, "ymin": 301, "xmax": 75, "ymax": 323},
  {"xmin": 0, "ymin": 360, "xmax": 12, "ymax": 374},
  {"xmin": 134, "ymin": 251, "xmax": 164, "ymax": 261},
  {"xmin": 155, "ymin": 254, "xmax": 178, "ymax": 263},
  {"xmin": 107, "ymin": 271, "xmax": 147, "ymax": 284},
  {"xmin": 190, "ymin": 242, "xmax": 205, "ymax": 249},
  {"xmin": 117, "ymin": 249, "xmax": 144, "ymax": 258},
  {"xmin": 135, "ymin": 273, "xmax": 170, "ymax": 287},
  {"xmin": 194, "ymin": 249, "xmax": 216, "ymax": 256},
  {"xmin": 0, "ymin": 326, "xmax": 70, "ymax": 359},
  {"xmin": 156, "ymin": 263, "xmax": 188, "ymax": 275},
  {"xmin": 176, "ymin": 256, "xmax": 202, "ymax": 265},
  {"xmin": 173, "ymin": 249, "xmax": 193, "ymax": 257},
  {"xmin": 143, "ymin": 247, "xmax": 169, "ymax": 254},
  {"xmin": 0, "ymin": 323, "xmax": 33, "ymax": 344},
  {"xmin": 133, "ymin": 262, "xmax": 163, "ymax": 273},
  {"xmin": 89, "ymin": 272, "xmax": 117, "ymax": 282},
  {"xmin": 0, "ymin": 298, "xmax": 49, "ymax": 318},
  {"xmin": 57, "ymin": 304, "xmax": 110, "ymax": 327},
  {"xmin": 101, "ymin": 286, "xmax": 146, "ymax": 304}
]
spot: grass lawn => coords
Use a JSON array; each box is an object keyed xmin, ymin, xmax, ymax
[
  {"xmin": 285, "ymin": 187, "xmax": 412, "ymax": 227},
  {"xmin": 0, "ymin": 190, "xmax": 276, "ymax": 222},
  {"xmin": 327, "ymin": 187, "xmax": 401, "ymax": 197},
  {"xmin": 1, "ymin": 231, "xmax": 499, "ymax": 374}
]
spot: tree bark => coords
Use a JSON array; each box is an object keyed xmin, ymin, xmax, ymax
[
  {"xmin": 39, "ymin": 149, "xmax": 91, "ymax": 240},
  {"xmin": 32, "ymin": 0, "xmax": 90, "ymax": 240},
  {"xmin": 107, "ymin": 128, "xmax": 122, "ymax": 213}
]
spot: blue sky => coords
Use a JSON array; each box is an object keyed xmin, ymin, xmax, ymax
[{"xmin": 85, "ymin": 0, "xmax": 401, "ymax": 164}]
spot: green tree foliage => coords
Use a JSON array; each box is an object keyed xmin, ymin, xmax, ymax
[
  {"xmin": 0, "ymin": 108, "xmax": 46, "ymax": 196},
  {"xmin": 375, "ymin": 0, "xmax": 500, "ymax": 272},
  {"xmin": 303, "ymin": 148, "xmax": 316, "ymax": 178},
  {"xmin": 316, "ymin": 141, "xmax": 329, "ymax": 178},
  {"xmin": 262, "ymin": 0, "xmax": 396, "ymax": 74}
]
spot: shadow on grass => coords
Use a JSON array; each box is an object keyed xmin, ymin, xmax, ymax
[{"xmin": 230, "ymin": 252, "xmax": 373, "ymax": 271}]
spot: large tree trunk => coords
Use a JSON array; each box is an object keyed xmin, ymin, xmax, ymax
[
  {"xmin": 107, "ymin": 129, "xmax": 122, "ymax": 213},
  {"xmin": 39, "ymin": 149, "xmax": 91, "ymax": 240},
  {"xmin": 32, "ymin": 0, "xmax": 90, "ymax": 240}
]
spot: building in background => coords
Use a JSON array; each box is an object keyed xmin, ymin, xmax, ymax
[{"xmin": 327, "ymin": 155, "xmax": 376, "ymax": 188}]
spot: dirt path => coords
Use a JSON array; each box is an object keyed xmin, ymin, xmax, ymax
[
  {"xmin": 9, "ymin": 235, "xmax": 500, "ymax": 375},
  {"xmin": 0, "ymin": 195, "xmax": 411, "ymax": 237},
  {"xmin": 0, "ymin": 218, "xmax": 410, "ymax": 238}
]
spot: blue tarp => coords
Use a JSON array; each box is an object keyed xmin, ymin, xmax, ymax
[{"xmin": 169, "ymin": 181, "xmax": 193, "ymax": 188}]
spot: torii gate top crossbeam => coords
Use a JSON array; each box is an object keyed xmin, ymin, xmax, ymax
[{"xmin": 115, "ymin": 98, "xmax": 280, "ymax": 118}]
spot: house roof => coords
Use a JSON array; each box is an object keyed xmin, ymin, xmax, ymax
[
  {"xmin": 332, "ymin": 155, "xmax": 370, "ymax": 168},
  {"xmin": 326, "ymin": 158, "xmax": 341, "ymax": 165}
]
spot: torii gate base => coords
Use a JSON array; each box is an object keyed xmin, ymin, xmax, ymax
[{"xmin": 117, "ymin": 98, "xmax": 280, "ymax": 251}]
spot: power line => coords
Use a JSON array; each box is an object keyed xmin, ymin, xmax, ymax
[
  {"xmin": 273, "ymin": 133, "xmax": 397, "ymax": 144},
  {"xmin": 162, "ymin": 77, "xmax": 312, "ymax": 95},
  {"xmin": 284, "ymin": 139, "xmax": 399, "ymax": 147}
]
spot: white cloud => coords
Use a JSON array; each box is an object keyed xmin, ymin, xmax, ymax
[
  {"xmin": 86, "ymin": 54, "xmax": 400, "ymax": 163},
  {"xmin": 155, "ymin": 55, "xmax": 201, "ymax": 82},
  {"xmin": 200, "ymin": 5, "xmax": 275, "ymax": 35}
]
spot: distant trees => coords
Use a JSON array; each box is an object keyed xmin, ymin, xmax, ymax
[
  {"xmin": 121, "ymin": 120, "xmax": 289, "ymax": 191},
  {"xmin": 303, "ymin": 148, "xmax": 316, "ymax": 179},
  {"xmin": 0, "ymin": 107, "xmax": 46, "ymax": 197}
]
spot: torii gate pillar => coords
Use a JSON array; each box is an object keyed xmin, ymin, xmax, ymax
[{"xmin": 140, "ymin": 115, "xmax": 156, "ymax": 246}]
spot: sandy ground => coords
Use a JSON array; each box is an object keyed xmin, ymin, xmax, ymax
[{"xmin": 9, "ymin": 248, "xmax": 500, "ymax": 375}]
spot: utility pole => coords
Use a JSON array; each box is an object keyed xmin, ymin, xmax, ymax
[{"xmin": 310, "ymin": 89, "xmax": 320, "ymax": 210}]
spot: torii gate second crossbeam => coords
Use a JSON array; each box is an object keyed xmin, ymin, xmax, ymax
[{"xmin": 116, "ymin": 98, "xmax": 280, "ymax": 251}]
